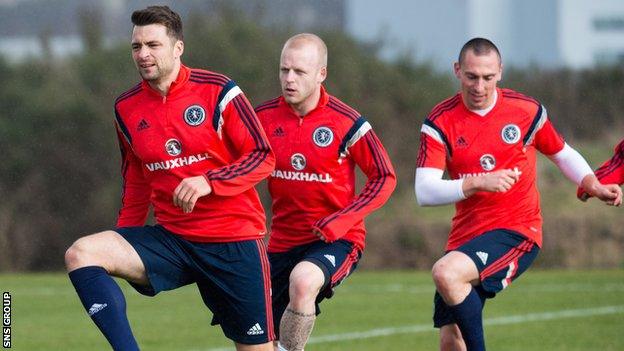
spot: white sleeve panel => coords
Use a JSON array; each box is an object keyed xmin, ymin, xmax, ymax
[
  {"xmin": 547, "ymin": 143, "xmax": 593, "ymax": 185},
  {"xmin": 421, "ymin": 124, "xmax": 444, "ymax": 144},
  {"xmin": 414, "ymin": 167, "xmax": 466, "ymax": 206}
]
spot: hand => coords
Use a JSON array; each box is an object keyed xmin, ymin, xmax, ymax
[
  {"xmin": 173, "ymin": 176, "xmax": 212, "ymax": 213},
  {"xmin": 464, "ymin": 168, "xmax": 521, "ymax": 197},
  {"xmin": 578, "ymin": 191, "xmax": 590, "ymax": 202},
  {"xmin": 580, "ymin": 175, "xmax": 622, "ymax": 206},
  {"xmin": 592, "ymin": 183, "xmax": 622, "ymax": 206}
]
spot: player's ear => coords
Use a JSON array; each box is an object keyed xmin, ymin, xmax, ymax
[
  {"xmin": 174, "ymin": 40, "xmax": 184, "ymax": 59},
  {"xmin": 318, "ymin": 66, "xmax": 327, "ymax": 84},
  {"xmin": 453, "ymin": 62, "xmax": 461, "ymax": 79}
]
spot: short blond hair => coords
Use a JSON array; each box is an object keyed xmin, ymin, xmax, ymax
[{"xmin": 282, "ymin": 33, "xmax": 328, "ymax": 67}]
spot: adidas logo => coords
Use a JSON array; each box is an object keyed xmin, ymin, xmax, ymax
[
  {"xmin": 476, "ymin": 251, "xmax": 489, "ymax": 265},
  {"xmin": 272, "ymin": 126, "xmax": 286, "ymax": 137},
  {"xmin": 246, "ymin": 323, "xmax": 264, "ymax": 335},
  {"xmin": 87, "ymin": 303, "xmax": 108, "ymax": 316},
  {"xmin": 324, "ymin": 254, "xmax": 336, "ymax": 267},
  {"xmin": 456, "ymin": 136, "xmax": 468, "ymax": 148},
  {"xmin": 137, "ymin": 119, "xmax": 150, "ymax": 131}
]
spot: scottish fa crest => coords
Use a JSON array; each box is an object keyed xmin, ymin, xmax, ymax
[
  {"xmin": 501, "ymin": 124, "xmax": 521, "ymax": 144},
  {"xmin": 479, "ymin": 154, "xmax": 496, "ymax": 171},
  {"xmin": 291, "ymin": 153, "xmax": 306, "ymax": 170},
  {"xmin": 165, "ymin": 138, "xmax": 182, "ymax": 156},
  {"xmin": 313, "ymin": 126, "xmax": 333, "ymax": 147},
  {"xmin": 183, "ymin": 105, "xmax": 206, "ymax": 126}
]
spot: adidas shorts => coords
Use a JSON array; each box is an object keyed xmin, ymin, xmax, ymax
[
  {"xmin": 115, "ymin": 225, "xmax": 275, "ymax": 344},
  {"xmin": 433, "ymin": 228, "xmax": 540, "ymax": 328},
  {"xmin": 269, "ymin": 239, "xmax": 361, "ymax": 337}
]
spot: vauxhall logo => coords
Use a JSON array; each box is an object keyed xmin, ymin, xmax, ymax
[{"xmin": 145, "ymin": 153, "xmax": 211, "ymax": 172}]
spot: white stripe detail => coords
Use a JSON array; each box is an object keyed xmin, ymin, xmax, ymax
[
  {"xmin": 216, "ymin": 85, "xmax": 242, "ymax": 138},
  {"xmin": 218, "ymin": 85, "xmax": 242, "ymax": 114},
  {"xmin": 524, "ymin": 104, "xmax": 548, "ymax": 146},
  {"xmin": 199, "ymin": 305, "xmax": 624, "ymax": 351},
  {"xmin": 340, "ymin": 121, "xmax": 371, "ymax": 157},
  {"xmin": 501, "ymin": 261, "xmax": 516, "ymax": 289},
  {"xmin": 420, "ymin": 124, "xmax": 443, "ymax": 144}
]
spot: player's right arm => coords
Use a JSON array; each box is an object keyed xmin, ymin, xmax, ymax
[{"xmin": 114, "ymin": 122, "xmax": 151, "ymax": 227}]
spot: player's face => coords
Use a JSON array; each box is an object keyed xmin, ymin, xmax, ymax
[
  {"xmin": 279, "ymin": 44, "xmax": 327, "ymax": 114},
  {"xmin": 454, "ymin": 50, "xmax": 502, "ymax": 110},
  {"xmin": 131, "ymin": 24, "xmax": 183, "ymax": 84}
]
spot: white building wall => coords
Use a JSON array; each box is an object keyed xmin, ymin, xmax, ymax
[
  {"xmin": 347, "ymin": 0, "xmax": 624, "ymax": 70},
  {"xmin": 559, "ymin": 0, "xmax": 624, "ymax": 68}
]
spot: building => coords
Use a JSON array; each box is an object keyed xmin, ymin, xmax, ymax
[{"xmin": 346, "ymin": 0, "xmax": 624, "ymax": 70}]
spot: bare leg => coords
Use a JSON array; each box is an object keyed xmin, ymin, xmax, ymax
[
  {"xmin": 440, "ymin": 324, "xmax": 467, "ymax": 351},
  {"xmin": 432, "ymin": 251, "xmax": 484, "ymax": 351},
  {"xmin": 277, "ymin": 261, "xmax": 325, "ymax": 351}
]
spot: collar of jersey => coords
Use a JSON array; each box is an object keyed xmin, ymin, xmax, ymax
[
  {"xmin": 460, "ymin": 87, "xmax": 502, "ymax": 119},
  {"xmin": 141, "ymin": 64, "xmax": 191, "ymax": 99},
  {"xmin": 279, "ymin": 85, "xmax": 330, "ymax": 118}
]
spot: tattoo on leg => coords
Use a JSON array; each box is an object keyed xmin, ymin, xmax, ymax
[{"xmin": 279, "ymin": 308, "xmax": 316, "ymax": 351}]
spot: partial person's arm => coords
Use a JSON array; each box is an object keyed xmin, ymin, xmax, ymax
[
  {"xmin": 114, "ymin": 123, "xmax": 151, "ymax": 227},
  {"xmin": 577, "ymin": 139, "xmax": 624, "ymax": 200},
  {"xmin": 204, "ymin": 86, "xmax": 275, "ymax": 196},
  {"xmin": 312, "ymin": 121, "xmax": 396, "ymax": 242}
]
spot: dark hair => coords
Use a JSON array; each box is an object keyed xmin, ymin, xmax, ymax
[
  {"xmin": 131, "ymin": 6, "xmax": 183, "ymax": 41},
  {"xmin": 458, "ymin": 37, "xmax": 501, "ymax": 64}
]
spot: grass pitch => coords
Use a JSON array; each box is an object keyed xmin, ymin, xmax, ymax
[{"xmin": 2, "ymin": 270, "xmax": 623, "ymax": 350}]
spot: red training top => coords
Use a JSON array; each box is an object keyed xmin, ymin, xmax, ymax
[
  {"xmin": 114, "ymin": 64, "xmax": 275, "ymax": 242},
  {"xmin": 417, "ymin": 88, "xmax": 565, "ymax": 250},
  {"xmin": 256, "ymin": 86, "xmax": 396, "ymax": 253}
]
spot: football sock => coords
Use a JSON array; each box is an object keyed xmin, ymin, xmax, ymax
[
  {"xmin": 449, "ymin": 287, "xmax": 485, "ymax": 351},
  {"xmin": 278, "ymin": 307, "xmax": 315, "ymax": 351},
  {"xmin": 69, "ymin": 266, "xmax": 139, "ymax": 351}
]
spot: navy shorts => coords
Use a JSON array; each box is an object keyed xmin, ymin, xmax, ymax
[
  {"xmin": 115, "ymin": 225, "xmax": 275, "ymax": 344},
  {"xmin": 269, "ymin": 239, "xmax": 360, "ymax": 336},
  {"xmin": 433, "ymin": 229, "xmax": 539, "ymax": 328}
]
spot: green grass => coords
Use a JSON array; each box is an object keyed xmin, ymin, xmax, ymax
[{"xmin": 2, "ymin": 270, "xmax": 623, "ymax": 350}]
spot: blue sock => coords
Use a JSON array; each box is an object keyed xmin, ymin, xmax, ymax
[
  {"xmin": 69, "ymin": 266, "xmax": 139, "ymax": 351},
  {"xmin": 449, "ymin": 287, "xmax": 485, "ymax": 351}
]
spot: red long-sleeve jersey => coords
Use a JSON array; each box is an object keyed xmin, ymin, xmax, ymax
[
  {"xmin": 577, "ymin": 138, "xmax": 624, "ymax": 199},
  {"xmin": 114, "ymin": 64, "xmax": 275, "ymax": 242},
  {"xmin": 256, "ymin": 87, "xmax": 396, "ymax": 253},
  {"xmin": 417, "ymin": 88, "xmax": 565, "ymax": 250}
]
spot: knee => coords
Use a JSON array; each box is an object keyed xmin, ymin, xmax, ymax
[
  {"xmin": 64, "ymin": 239, "xmax": 89, "ymax": 272},
  {"xmin": 289, "ymin": 275, "xmax": 320, "ymax": 302},
  {"xmin": 64, "ymin": 231, "xmax": 115, "ymax": 272},
  {"xmin": 432, "ymin": 260, "xmax": 458, "ymax": 291}
]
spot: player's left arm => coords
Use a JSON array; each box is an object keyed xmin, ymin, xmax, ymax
[
  {"xmin": 537, "ymin": 120, "xmax": 622, "ymax": 206},
  {"xmin": 204, "ymin": 91, "xmax": 275, "ymax": 196},
  {"xmin": 312, "ymin": 123, "xmax": 396, "ymax": 242}
]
